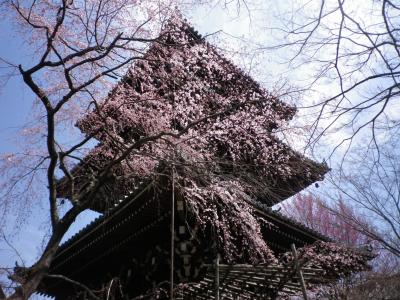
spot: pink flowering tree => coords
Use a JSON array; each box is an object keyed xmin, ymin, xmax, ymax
[
  {"xmin": 66, "ymin": 15, "xmax": 312, "ymax": 265},
  {"xmin": 281, "ymin": 193, "xmax": 369, "ymax": 246},
  {"xmin": 0, "ymin": 1, "xmax": 307, "ymax": 297},
  {"xmin": 57, "ymin": 15, "xmax": 373, "ymax": 297},
  {"xmin": 0, "ymin": 1, "xmax": 371, "ymax": 299},
  {"xmin": 282, "ymin": 192, "xmax": 400, "ymax": 298},
  {"xmin": 0, "ymin": 1, "xmax": 198, "ymax": 298},
  {"xmin": 281, "ymin": 241, "xmax": 374, "ymax": 278},
  {"xmin": 283, "ymin": 191, "xmax": 400, "ymax": 262}
]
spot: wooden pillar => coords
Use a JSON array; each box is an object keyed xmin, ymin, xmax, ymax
[
  {"xmin": 214, "ymin": 254, "xmax": 220, "ymax": 300},
  {"xmin": 170, "ymin": 168, "xmax": 175, "ymax": 300},
  {"xmin": 291, "ymin": 244, "xmax": 308, "ymax": 300}
]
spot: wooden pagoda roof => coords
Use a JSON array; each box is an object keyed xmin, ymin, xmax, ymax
[
  {"xmin": 56, "ymin": 16, "xmax": 329, "ymax": 213},
  {"xmin": 44, "ymin": 16, "xmax": 331, "ymax": 299}
]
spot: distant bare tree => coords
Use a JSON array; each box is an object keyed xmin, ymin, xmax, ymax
[
  {"xmin": 272, "ymin": 1, "xmax": 400, "ymax": 267},
  {"xmin": 328, "ymin": 143, "xmax": 400, "ymax": 259},
  {"xmin": 271, "ymin": 0, "xmax": 400, "ymax": 157}
]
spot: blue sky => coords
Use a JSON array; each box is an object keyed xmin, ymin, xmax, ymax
[
  {"xmin": 0, "ymin": 19, "xmax": 40, "ymax": 264},
  {"xmin": 0, "ymin": 22, "xmax": 33, "ymax": 152}
]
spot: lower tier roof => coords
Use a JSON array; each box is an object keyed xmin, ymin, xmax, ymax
[{"xmin": 39, "ymin": 183, "xmax": 330, "ymax": 299}]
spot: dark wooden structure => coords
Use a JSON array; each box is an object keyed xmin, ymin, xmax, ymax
[
  {"xmin": 39, "ymin": 181, "xmax": 330, "ymax": 299},
  {"xmin": 39, "ymin": 16, "xmax": 332, "ymax": 300}
]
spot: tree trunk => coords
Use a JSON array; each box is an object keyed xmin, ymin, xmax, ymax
[
  {"xmin": 6, "ymin": 212, "xmax": 78, "ymax": 300},
  {"xmin": 7, "ymin": 253, "xmax": 54, "ymax": 300}
]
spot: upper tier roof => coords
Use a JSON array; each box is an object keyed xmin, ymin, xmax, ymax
[{"xmin": 57, "ymin": 15, "xmax": 328, "ymax": 212}]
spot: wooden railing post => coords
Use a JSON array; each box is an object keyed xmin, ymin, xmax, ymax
[
  {"xmin": 291, "ymin": 243, "xmax": 308, "ymax": 300},
  {"xmin": 215, "ymin": 254, "xmax": 220, "ymax": 300},
  {"xmin": 170, "ymin": 168, "xmax": 175, "ymax": 300}
]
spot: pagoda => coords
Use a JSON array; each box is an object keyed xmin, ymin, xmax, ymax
[{"xmin": 38, "ymin": 15, "xmax": 371, "ymax": 300}]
